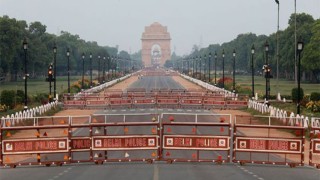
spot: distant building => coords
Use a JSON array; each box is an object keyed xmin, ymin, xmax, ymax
[{"xmin": 141, "ymin": 22, "xmax": 171, "ymax": 67}]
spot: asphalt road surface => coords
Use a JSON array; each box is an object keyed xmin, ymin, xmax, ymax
[
  {"xmin": 1, "ymin": 74, "xmax": 319, "ymax": 180},
  {"xmin": 128, "ymin": 76, "xmax": 185, "ymax": 91}
]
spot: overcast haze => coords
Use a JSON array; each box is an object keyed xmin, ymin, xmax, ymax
[{"xmin": 1, "ymin": 0, "xmax": 319, "ymax": 55}]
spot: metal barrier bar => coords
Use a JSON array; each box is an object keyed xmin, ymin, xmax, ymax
[
  {"xmin": 233, "ymin": 115, "xmax": 306, "ymax": 167},
  {"xmin": 310, "ymin": 126, "xmax": 320, "ymax": 168}
]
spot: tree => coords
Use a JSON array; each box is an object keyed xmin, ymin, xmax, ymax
[{"xmin": 302, "ymin": 19, "xmax": 320, "ymax": 82}]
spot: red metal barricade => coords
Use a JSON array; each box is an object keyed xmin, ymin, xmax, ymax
[
  {"xmin": 160, "ymin": 113, "xmax": 231, "ymax": 163},
  {"xmin": 64, "ymin": 100, "xmax": 86, "ymax": 109},
  {"xmin": 225, "ymin": 101, "xmax": 248, "ymax": 109},
  {"xmin": 233, "ymin": 115, "xmax": 306, "ymax": 167},
  {"xmin": 309, "ymin": 118, "xmax": 320, "ymax": 168},
  {"xmin": 0, "ymin": 114, "xmax": 161, "ymax": 167}
]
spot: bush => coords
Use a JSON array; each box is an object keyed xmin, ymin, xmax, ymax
[
  {"xmin": 291, "ymin": 88, "xmax": 304, "ymax": 103},
  {"xmin": 33, "ymin": 93, "xmax": 49, "ymax": 104},
  {"xmin": 310, "ymin": 92, "xmax": 320, "ymax": 101},
  {"xmin": 217, "ymin": 77, "xmax": 233, "ymax": 90},
  {"xmin": 16, "ymin": 90, "xmax": 25, "ymax": 104},
  {"xmin": 306, "ymin": 100, "xmax": 320, "ymax": 112},
  {"xmin": 0, "ymin": 90, "xmax": 15, "ymax": 108}
]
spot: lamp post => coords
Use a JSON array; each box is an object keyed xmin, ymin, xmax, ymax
[
  {"xmin": 192, "ymin": 57, "xmax": 195, "ymax": 77},
  {"xmin": 275, "ymin": 0, "xmax": 280, "ymax": 95},
  {"xmin": 251, "ymin": 44, "xmax": 255, "ymax": 98},
  {"xmin": 112, "ymin": 56, "xmax": 115, "ymax": 79},
  {"xmin": 203, "ymin": 55, "xmax": 206, "ymax": 81},
  {"xmin": 53, "ymin": 43, "xmax": 57, "ymax": 101},
  {"xmin": 187, "ymin": 58, "xmax": 190, "ymax": 76},
  {"xmin": 48, "ymin": 63, "xmax": 53, "ymax": 102},
  {"xmin": 233, "ymin": 49, "xmax": 236, "ymax": 93},
  {"xmin": 66, "ymin": 48, "xmax": 70, "ymax": 94},
  {"xmin": 208, "ymin": 52, "xmax": 211, "ymax": 83},
  {"xmin": 98, "ymin": 55, "xmax": 101, "ymax": 84},
  {"xmin": 222, "ymin": 49, "xmax": 225, "ymax": 89},
  {"xmin": 90, "ymin": 53, "xmax": 93, "ymax": 88},
  {"xmin": 199, "ymin": 56, "xmax": 202, "ymax": 80},
  {"xmin": 103, "ymin": 56, "xmax": 106, "ymax": 83},
  {"xmin": 264, "ymin": 41, "xmax": 270, "ymax": 102},
  {"xmin": 214, "ymin": 51, "xmax": 217, "ymax": 85},
  {"xmin": 195, "ymin": 56, "xmax": 198, "ymax": 79},
  {"xmin": 107, "ymin": 56, "xmax": 110, "ymax": 81},
  {"xmin": 297, "ymin": 37, "xmax": 304, "ymax": 115},
  {"xmin": 23, "ymin": 38, "xmax": 28, "ymax": 110},
  {"xmin": 81, "ymin": 53, "xmax": 85, "ymax": 90}
]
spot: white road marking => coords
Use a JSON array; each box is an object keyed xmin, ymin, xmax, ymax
[{"xmin": 153, "ymin": 164, "xmax": 159, "ymax": 180}]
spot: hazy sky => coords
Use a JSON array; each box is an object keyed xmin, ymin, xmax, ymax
[{"xmin": 1, "ymin": 0, "xmax": 319, "ymax": 55}]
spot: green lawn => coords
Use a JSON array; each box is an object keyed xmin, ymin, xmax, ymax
[
  {"xmin": 0, "ymin": 76, "xmax": 85, "ymax": 96},
  {"xmin": 210, "ymin": 74, "xmax": 319, "ymax": 96}
]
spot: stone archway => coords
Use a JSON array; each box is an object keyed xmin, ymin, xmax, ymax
[{"xmin": 141, "ymin": 22, "xmax": 171, "ymax": 67}]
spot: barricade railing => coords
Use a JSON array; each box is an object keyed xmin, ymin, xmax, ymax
[
  {"xmin": 233, "ymin": 115, "xmax": 306, "ymax": 167},
  {"xmin": 63, "ymin": 91, "xmax": 248, "ymax": 110},
  {"xmin": 160, "ymin": 113, "xmax": 232, "ymax": 163},
  {"xmin": 310, "ymin": 117, "xmax": 320, "ymax": 168},
  {"xmin": 0, "ymin": 114, "xmax": 160, "ymax": 167}
]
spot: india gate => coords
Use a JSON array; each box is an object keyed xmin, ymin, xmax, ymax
[{"xmin": 141, "ymin": 22, "xmax": 171, "ymax": 67}]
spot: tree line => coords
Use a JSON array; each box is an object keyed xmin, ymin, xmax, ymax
[
  {"xmin": 167, "ymin": 13, "xmax": 320, "ymax": 83},
  {"xmin": 0, "ymin": 15, "xmax": 141, "ymax": 82}
]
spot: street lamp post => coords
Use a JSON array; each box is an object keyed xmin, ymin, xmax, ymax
[
  {"xmin": 107, "ymin": 56, "xmax": 110, "ymax": 81},
  {"xmin": 222, "ymin": 49, "xmax": 225, "ymax": 89},
  {"xmin": 297, "ymin": 37, "xmax": 304, "ymax": 115},
  {"xmin": 98, "ymin": 55, "xmax": 101, "ymax": 84},
  {"xmin": 112, "ymin": 56, "xmax": 115, "ymax": 79},
  {"xmin": 66, "ymin": 48, "xmax": 70, "ymax": 94},
  {"xmin": 264, "ymin": 41, "xmax": 270, "ymax": 102},
  {"xmin": 208, "ymin": 52, "xmax": 211, "ymax": 83},
  {"xmin": 195, "ymin": 56, "xmax": 198, "ymax": 79},
  {"xmin": 251, "ymin": 45, "xmax": 255, "ymax": 98},
  {"xmin": 23, "ymin": 38, "xmax": 28, "ymax": 110},
  {"xmin": 192, "ymin": 57, "xmax": 195, "ymax": 77},
  {"xmin": 233, "ymin": 49, "xmax": 236, "ymax": 93},
  {"xmin": 103, "ymin": 56, "xmax": 106, "ymax": 83},
  {"xmin": 199, "ymin": 56, "xmax": 202, "ymax": 80},
  {"xmin": 81, "ymin": 53, "xmax": 85, "ymax": 90},
  {"xmin": 214, "ymin": 52, "xmax": 217, "ymax": 85},
  {"xmin": 203, "ymin": 55, "xmax": 206, "ymax": 81},
  {"xmin": 187, "ymin": 58, "xmax": 190, "ymax": 76},
  {"xmin": 53, "ymin": 43, "xmax": 57, "ymax": 101},
  {"xmin": 90, "ymin": 53, "xmax": 93, "ymax": 88}
]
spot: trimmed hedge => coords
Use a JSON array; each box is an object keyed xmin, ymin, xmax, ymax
[
  {"xmin": 291, "ymin": 88, "xmax": 304, "ymax": 103},
  {"xmin": 310, "ymin": 92, "xmax": 320, "ymax": 101}
]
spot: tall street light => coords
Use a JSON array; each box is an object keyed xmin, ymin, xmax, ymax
[
  {"xmin": 192, "ymin": 57, "xmax": 195, "ymax": 77},
  {"xmin": 275, "ymin": 0, "xmax": 280, "ymax": 96},
  {"xmin": 53, "ymin": 43, "xmax": 57, "ymax": 101},
  {"xmin": 112, "ymin": 56, "xmax": 115, "ymax": 78},
  {"xmin": 81, "ymin": 53, "xmax": 85, "ymax": 90},
  {"xmin": 203, "ymin": 55, "xmax": 206, "ymax": 81},
  {"xmin": 208, "ymin": 52, "xmax": 211, "ymax": 83},
  {"xmin": 23, "ymin": 38, "xmax": 28, "ymax": 110},
  {"xmin": 251, "ymin": 44, "xmax": 255, "ymax": 98},
  {"xmin": 90, "ymin": 53, "xmax": 93, "ymax": 88},
  {"xmin": 214, "ymin": 51, "xmax": 217, "ymax": 85},
  {"xmin": 199, "ymin": 56, "xmax": 202, "ymax": 80},
  {"xmin": 222, "ymin": 49, "xmax": 225, "ymax": 89},
  {"xmin": 103, "ymin": 56, "xmax": 106, "ymax": 83},
  {"xmin": 187, "ymin": 58, "xmax": 190, "ymax": 76},
  {"xmin": 232, "ymin": 49, "xmax": 236, "ymax": 93},
  {"xmin": 98, "ymin": 55, "xmax": 101, "ymax": 84},
  {"xmin": 264, "ymin": 41, "xmax": 270, "ymax": 102},
  {"xmin": 297, "ymin": 37, "xmax": 304, "ymax": 115},
  {"xmin": 66, "ymin": 48, "xmax": 70, "ymax": 94},
  {"xmin": 107, "ymin": 56, "xmax": 110, "ymax": 81},
  {"xmin": 195, "ymin": 56, "xmax": 198, "ymax": 79}
]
